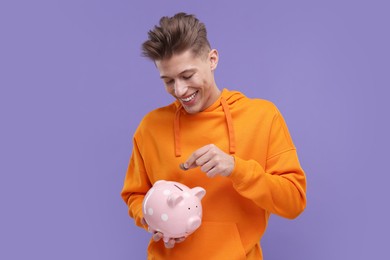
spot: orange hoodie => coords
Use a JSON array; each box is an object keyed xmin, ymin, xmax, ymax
[{"xmin": 121, "ymin": 89, "xmax": 306, "ymax": 259}]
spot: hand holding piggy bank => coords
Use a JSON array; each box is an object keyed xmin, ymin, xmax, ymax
[{"xmin": 142, "ymin": 180, "xmax": 206, "ymax": 243}]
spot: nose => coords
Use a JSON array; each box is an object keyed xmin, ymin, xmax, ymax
[
  {"xmin": 186, "ymin": 217, "xmax": 201, "ymax": 232},
  {"xmin": 174, "ymin": 80, "xmax": 188, "ymax": 97}
]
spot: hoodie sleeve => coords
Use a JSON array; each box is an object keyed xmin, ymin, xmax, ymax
[
  {"xmin": 229, "ymin": 108, "xmax": 307, "ymax": 219},
  {"xmin": 121, "ymin": 135, "xmax": 151, "ymax": 229}
]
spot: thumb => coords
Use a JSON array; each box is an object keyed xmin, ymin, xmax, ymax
[
  {"xmin": 179, "ymin": 163, "xmax": 189, "ymax": 171},
  {"xmin": 152, "ymin": 232, "xmax": 163, "ymax": 242}
]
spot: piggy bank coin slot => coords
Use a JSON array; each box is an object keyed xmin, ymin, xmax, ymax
[{"xmin": 174, "ymin": 184, "xmax": 183, "ymax": 191}]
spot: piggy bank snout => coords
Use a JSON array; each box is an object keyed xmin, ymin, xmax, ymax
[{"xmin": 187, "ymin": 217, "xmax": 201, "ymax": 232}]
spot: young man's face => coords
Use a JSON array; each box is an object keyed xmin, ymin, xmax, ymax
[{"xmin": 155, "ymin": 49, "xmax": 221, "ymax": 114}]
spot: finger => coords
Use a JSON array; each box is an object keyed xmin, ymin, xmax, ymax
[
  {"xmin": 175, "ymin": 237, "xmax": 186, "ymax": 243},
  {"xmin": 184, "ymin": 145, "xmax": 213, "ymax": 169},
  {"xmin": 206, "ymin": 166, "xmax": 218, "ymax": 178},
  {"xmin": 198, "ymin": 149, "xmax": 222, "ymax": 174},
  {"xmin": 164, "ymin": 239, "xmax": 175, "ymax": 248},
  {"xmin": 200, "ymin": 159, "xmax": 218, "ymax": 178},
  {"xmin": 200, "ymin": 150, "xmax": 234, "ymax": 177},
  {"xmin": 197, "ymin": 151, "xmax": 215, "ymax": 169},
  {"xmin": 152, "ymin": 232, "xmax": 163, "ymax": 242},
  {"xmin": 179, "ymin": 163, "xmax": 188, "ymax": 171}
]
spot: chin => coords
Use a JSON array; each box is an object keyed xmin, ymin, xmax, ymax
[
  {"xmin": 183, "ymin": 105, "xmax": 201, "ymax": 114},
  {"xmin": 183, "ymin": 108, "xmax": 197, "ymax": 114}
]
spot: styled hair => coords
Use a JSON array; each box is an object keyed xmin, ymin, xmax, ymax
[{"xmin": 142, "ymin": 12, "xmax": 211, "ymax": 60}]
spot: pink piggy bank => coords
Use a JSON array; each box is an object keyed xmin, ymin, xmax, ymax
[{"xmin": 142, "ymin": 180, "xmax": 206, "ymax": 243}]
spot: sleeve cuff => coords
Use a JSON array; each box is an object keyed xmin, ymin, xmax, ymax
[{"xmin": 229, "ymin": 156, "xmax": 265, "ymax": 188}]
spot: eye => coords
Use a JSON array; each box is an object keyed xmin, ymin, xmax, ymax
[
  {"xmin": 182, "ymin": 74, "xmax": 194, "ymax": 80},
  {"xmin": 164, "ymin": 79, "xmax": 174, "ymax": 85}
]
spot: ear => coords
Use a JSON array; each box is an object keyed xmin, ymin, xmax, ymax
[
  {"xmin": 167, "ymin": 193, "xmax": 184, "ymax": 207},
  {"xmin": 209, "ymin": 49, "xmax": 219, "ymax": 71},
  {"xmin": 192, "ymin": 187, "xmax": 206, "ymax": 200}
]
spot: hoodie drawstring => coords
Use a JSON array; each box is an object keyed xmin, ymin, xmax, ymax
[
  {"xmin": 220, "ymin": 97, "xmax": 236, "ymax": 154},
  {"xmin": 173, "ymin": 97, "xmax": 236, "ymax": 157},
  {"xmin": 174, "ymin": 104, "xmax": 182, "ymax": 157}
]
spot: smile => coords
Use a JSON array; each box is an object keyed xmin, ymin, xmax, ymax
[{"xmin": 180, "ymin": 91, "xmax": 198, "ymax": 102}]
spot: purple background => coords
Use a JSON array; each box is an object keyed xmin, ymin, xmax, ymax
[{"xmin": 1, "ymin": 0, "xmax": 389, "ymax": 259}]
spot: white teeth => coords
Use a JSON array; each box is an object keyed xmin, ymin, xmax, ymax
[{"xmin": 181, "ymin": 92, "xmax": 197, "ymax": 102}]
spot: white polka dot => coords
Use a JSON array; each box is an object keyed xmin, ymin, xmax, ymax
[
  {"xmin": 161, "ymin": 214, "xmax": 168, "ymax": 221},
  {"xmin": 148, "ymin": 208, "xmax": 154, "ymax": 215},
  {"xmin": 163, "ymin": 190, "xmax": 171, "ymax": 196}
]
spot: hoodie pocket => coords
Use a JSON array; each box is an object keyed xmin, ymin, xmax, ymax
[{"xmin": 148, "ymin": 221, "xmax": 247, "ymax": 260}]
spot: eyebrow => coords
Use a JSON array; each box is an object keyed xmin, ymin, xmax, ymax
[{"xmin": 160, "ymin": 69, "xmax": 196, "ymax": 79}]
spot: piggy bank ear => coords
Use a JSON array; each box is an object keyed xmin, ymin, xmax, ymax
[
  {"xmin": 192, "ymin": 187, "xmax": 206, "ymax": 200},
  {"xmin": 167, "ymin": 193, "xmax": 184, "ymax": 208},
  {"xmin": 153, "ymin": 180, "xmax": 166, "ymax": 187}
]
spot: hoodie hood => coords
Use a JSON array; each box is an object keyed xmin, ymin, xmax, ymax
[{"xmin": 173, "ymin": 89, "xmax": 244, "ymax": 157}]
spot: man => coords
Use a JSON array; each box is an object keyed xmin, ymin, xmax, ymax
[{"xmin": 121, "ymin": 12, "xmax": 306, "ymax": 259}]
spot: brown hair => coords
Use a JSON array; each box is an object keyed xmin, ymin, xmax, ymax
[{"xmin": 142, "ymin": 12, "xmax": 211, "ymax": 60}]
